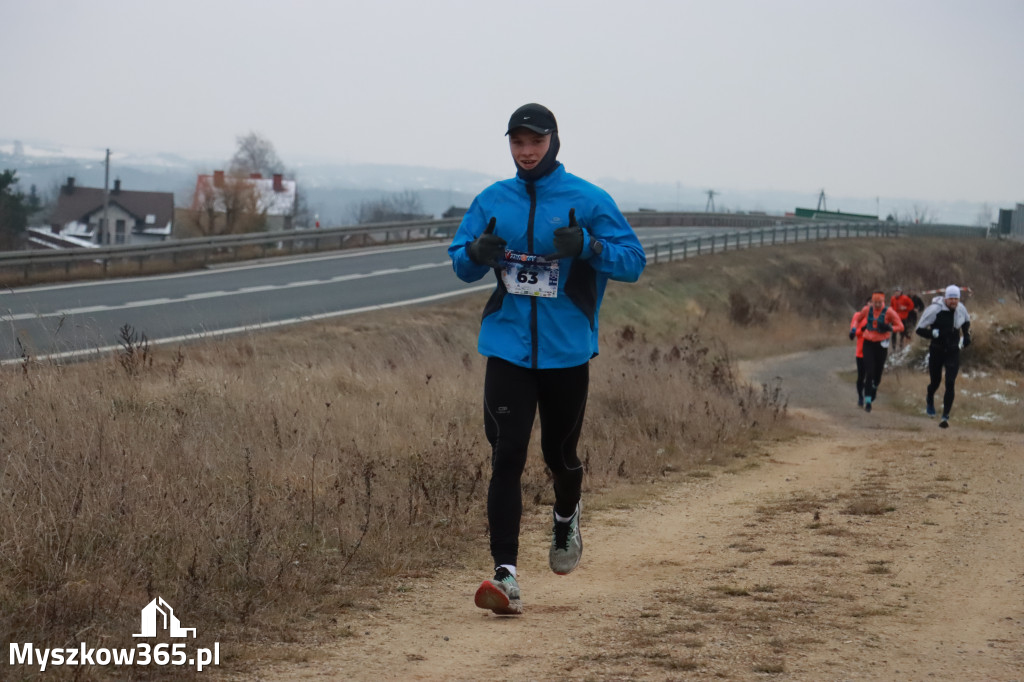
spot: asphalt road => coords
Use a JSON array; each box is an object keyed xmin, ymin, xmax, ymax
[{"xmin": 0, "ymin": 226, "xmax": 747, "ymax": 363}]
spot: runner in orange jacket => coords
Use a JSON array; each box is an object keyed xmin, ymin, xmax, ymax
[
  {"xmin": 889, "ymin": 287, "xmax": 916, "ymax": 350},
  {"xmin": 848, "ymin": 305, "xmax": 868, "ymax": 407},
  {"xmin": 850, "ymin": 291, "xmax": 904, "ymax": 413}
]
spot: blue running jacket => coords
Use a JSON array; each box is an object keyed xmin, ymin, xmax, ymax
[{"xmin": 449, "ymin": 165, "xmax": 646, "ymax": 369}]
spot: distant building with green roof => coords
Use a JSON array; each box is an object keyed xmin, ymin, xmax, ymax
[{"xmin": 793, "ymin": 207, "xmax": 878, "ymax": 221}]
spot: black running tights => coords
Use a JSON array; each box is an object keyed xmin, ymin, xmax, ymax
[
  {"xmin": 855, "ymin": 356, "xmax": 866, "ymax": 398},
  {"xmin": 927, "ymin": 346, "xmax": 960, "ymax": 416},
  {"xmin": 483, "ymin": 357, "xmax": 588, "ymax": 567},
  {"xmin": 862, "ymin": 340, "xmax": 889, "ymax": 400}
]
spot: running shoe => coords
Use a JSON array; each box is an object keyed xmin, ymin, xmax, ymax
[
  {"xmin": 939, "ymin": 415, "xmax": 949, "ymax": 429},
  {"xmin": 926, "ymin": 401, "xmax": 936, "ymax": 417},
  {"xmin": 474, "ymin": 567, "xmax": 522, "ymax": 615},
  {"xmin": 549, "ymin": 502, "xmax": 583, "ymax": 575},
  {"xmin": 864, "ymin": 397, "xmax": 872, "ymax": 413},
  {"xmin": 857, "ymin": 396, "xmax": 864, "ymax": 408}
]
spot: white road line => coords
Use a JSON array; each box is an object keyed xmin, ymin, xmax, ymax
[
  {"xmin": 0, "ymin": 241, "xmax": 451, "ymax": 295},
  {"xmin": 1, "ymin": 262, "xmax": 453, "ymax": 321},
  {"xmin": 1, "ymin": 284, "xmax": 493, "ymax": 366}
]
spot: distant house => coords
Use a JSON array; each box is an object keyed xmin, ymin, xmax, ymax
[
  {"xmin": 49, "ymin": 177, "xmax": 174, "ymax": 244},
  {"xmin": 999, "ymin": 204, "xmax": 1024, "ymax": 237},
  {"xmin": 187, "ymin": 170, "xmax": 297, "ymax": 235},
  {"xmin": 442, "ymin": 205, "xmax": 468, "ymax": 219}
]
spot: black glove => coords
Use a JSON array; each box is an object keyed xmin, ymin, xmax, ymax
[
  {"xmin": 467, "ymin": 217, "xmax": 506, "ymax": 268},
  {"xmin": 545, "ymin": 208, "xmax": 584, "ymax": 260},
  {"xmin": 849, "ymin": 329, "xmax": 856, "ymax": 340},
  {"xmin": 877, "ymin": 321, "xmax": 892, "ymax": 333},
  {"xmin": 962, "ymin": 332, "xmax": 971, "ymax": 348}
]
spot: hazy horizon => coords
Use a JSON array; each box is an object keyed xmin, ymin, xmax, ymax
[
  {"xmin": 2, "ymin": 134, "xmax": 1007, "ymax": 228},
  {"xmin": 3, "ymin": 1, "xmax": 1022, "ymax": 208}
]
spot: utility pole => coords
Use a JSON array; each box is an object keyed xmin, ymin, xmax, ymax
[{"xmin": 100, "ymin": 148, "xmax": 110, "ymax": 245}]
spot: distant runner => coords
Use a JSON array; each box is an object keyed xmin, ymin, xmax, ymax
[
  {"xmin": 850, "ymin": 291, "xmax": 904, "ymax": 413},
  {"xmin": 889, "ymin": 287, "xmax": 916, "ymax": 351},
  {"xmin": 848, "ymin": 301, "xmax": 869, "ymax": 407},
  {"xmin": 449, "ymin": 103, "xmax": 646, "ymax": 615},
  {"xmin": 915, "ymin": 285, "xmax": 972, "ymax": 428}
]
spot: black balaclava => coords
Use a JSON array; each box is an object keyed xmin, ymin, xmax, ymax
[
  {"xmin": 515, "ymin": 131, "xmax": 560, "ymax": 183},
  {"xmin": 506, "ymin": 103, "xmax": 562, "ymax": 183}
]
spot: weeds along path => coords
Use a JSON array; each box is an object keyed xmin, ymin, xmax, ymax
[{"xmin": 249, "ymin": 346, "xmax": 1024, "ymax": 681}]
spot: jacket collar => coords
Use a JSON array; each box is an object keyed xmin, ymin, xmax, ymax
[{"xmin": 515, "ymin": 162, "xmax": 564, "ymax": 189}]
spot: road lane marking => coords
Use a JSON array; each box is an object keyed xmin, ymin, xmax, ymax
[
  {"xmin": 1, "ymin": 262, "xmax": 454, "ymax": 321},
  {"xmin": 1, "ymin": 284, "xmax": 494, "ymax": 366},
  {"xmin": 0, "ymin": 241, "xmax": 453, "ymax": 295}
]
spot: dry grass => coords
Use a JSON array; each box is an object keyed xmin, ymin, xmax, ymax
[
  {"xmin": 0, "ymin": 297, "xmax": 786, "ymax": 679},
  {"xmin": 602, "ymin": 237, "xmax": 1024, "ymax": 364},
  {"xmin": 2, "ymin": 236, "xmax": 1021, "ymax": 679}
]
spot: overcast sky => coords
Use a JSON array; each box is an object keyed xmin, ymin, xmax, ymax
[{"xmin": 1, "ymin": 0, "xmax": 1021, "ymax": 205}]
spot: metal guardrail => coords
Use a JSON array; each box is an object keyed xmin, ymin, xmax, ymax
[
  {"xmin": 0, "ymin": 213, "xmax": 989, "ymax": 284},
  {"xmin": 1, "ymin": 218, "xmax": 461, "ymax": 282},
  {"xmin": 643, "ymin": 221, "xmax": 989, "ymax": 264},
  {"xmin": 1, "ymin": 212, "xmax": 802, "ymax": 283}
]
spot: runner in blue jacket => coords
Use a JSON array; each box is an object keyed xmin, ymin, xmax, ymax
[{"xmin": 449, "ymin": 103, "xmax": 645, "ymax": 615}]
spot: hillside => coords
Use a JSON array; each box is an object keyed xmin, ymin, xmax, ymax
[
  {"xmin": 0, "ymin": 139, "xmax": 1005, "ymax": 226},
  {"xmin": 1, "ymin": 237, "xmax": 1021, "ymax": 681}
]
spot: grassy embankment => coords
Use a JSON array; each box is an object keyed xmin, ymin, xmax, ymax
[{"xmin": 1, "ymin": 237, "xmax": 1021, "ymax": 678}]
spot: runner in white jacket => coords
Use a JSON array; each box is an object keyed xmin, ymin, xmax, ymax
[{"xmin": 915, "ymin": 285, "xmax": 971, "ymax": 428}]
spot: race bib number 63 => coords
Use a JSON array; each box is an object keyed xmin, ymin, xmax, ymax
[{"xmin": 500, "ymin": 250, "xmax": 559, "ymax": 298}]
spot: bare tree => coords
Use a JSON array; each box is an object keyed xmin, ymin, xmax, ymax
[
  {"xmin": 893, "ymin": 204, "xmax": 935, "ymax": 224},
  {"xmin": 910, "ymin": 204, "xmax": 934, "ymax": 224},
  {"xmin": 389, "ymin": 190, "xmax": 424, "ymax": 217},
  {"xmin": 230, "ymin": 132, "xmax": 285, "ymax": 177},
  {"xmin": 182, "ymin": 171, "xmax": 267, "ymax": 237},
  {"xmin": 292, "ymin": 184, "xmax": 313, "ymax": 229},
  {"xmin": 352, "ymin": 190, "xmax": 426, "ymax": 224},
  {"xmin": 974, "ymin": 202, "xmax": 993, "ymax": 228}
]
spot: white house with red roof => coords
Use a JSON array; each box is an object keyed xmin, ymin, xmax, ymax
[{"xmin": 191, "ymin": 170, "xmax": 297, "ymax": 232}]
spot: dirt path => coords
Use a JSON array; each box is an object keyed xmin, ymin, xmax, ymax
[{"xmin": 249, "ymin": 347, "xmax": 1024, "ymax": 681}]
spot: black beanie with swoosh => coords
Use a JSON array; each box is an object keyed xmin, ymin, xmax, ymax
[{"xmin": 506, "ymin": 103, "xmax": 561, "ymax": 183}]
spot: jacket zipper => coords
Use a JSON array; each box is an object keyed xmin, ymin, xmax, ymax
[{"xmin": 527, "ymin": 183, "xmax": 538, "ymax": 369}]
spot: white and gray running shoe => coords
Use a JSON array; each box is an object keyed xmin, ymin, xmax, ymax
[
  {"xmin": 549, "ymin": 502, "xmax": 583, "ymax": 575},
  {"xmin": 474, "ymin": 567, "xmax": 523, "ymax": 615}
]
